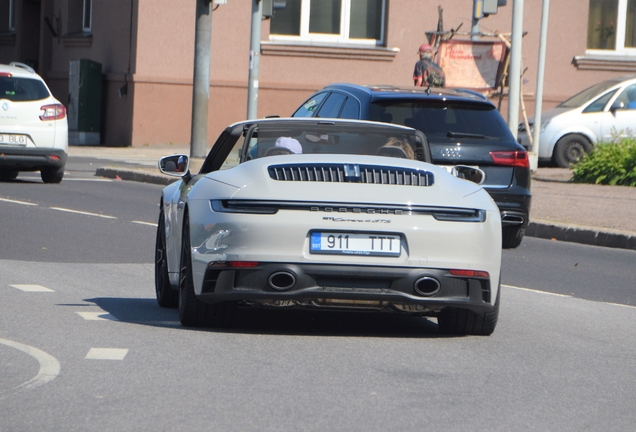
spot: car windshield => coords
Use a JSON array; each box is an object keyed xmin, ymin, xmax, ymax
[
  {"xmin": 557, "ymin": 80, "xmax": 623, "ymax": 108},
  {"xmin": 369, "ymin": 100, "xmax": 512, "ymax": 139},
  {"xmin": 245, "ymin": 121, "xmax": 420, "ymax": 161},
  {"xmin": 0, "ymin": 76, "xmax": 50, "ymax": 101}
]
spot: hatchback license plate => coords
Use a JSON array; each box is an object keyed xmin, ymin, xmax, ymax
[
  {"xmin": 310, "ymin": 232, "xmax": 400, "ymax": 256},
  {"xmin": 0, "ymin": 134, "xmax": 27, "ymax": 146}
]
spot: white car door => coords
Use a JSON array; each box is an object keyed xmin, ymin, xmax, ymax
[{"xmin": 602, "ymin": 83, "xmax": 636, "ymax": 140}]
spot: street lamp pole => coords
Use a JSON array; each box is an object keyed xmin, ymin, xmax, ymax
[
  {"xmin": 190, "ymin": 0, "xmax": 213, "ymax": 158},
  {"xmin": 530, "ymin": 0, "xmax": 550, "ymax": 171},
  {"xmin": 247, "ymin": 0, "xmax": 262, "ymax": 120},
  {"xmin": 507, "ymin": 0, "xmax": 524, "ymax": 139}
]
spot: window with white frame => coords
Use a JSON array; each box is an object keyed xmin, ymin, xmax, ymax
[
  {"xmin": 587, "ymin": 0, "xmax": 636, "ymax": 52},
  {"xmin": 83, "ymin": 0, "xmax": 92, "ymax": 32},
  {"xmin": 270, "ymin": 0, "xmax": 386, "ymax": 46},
  {"xmin": 9, "ymin": 0, "xmax": 15, "ymax": 31},
  {"xmin": 66, "ymin": 0, "xmax": 91, "ymax": 33},
  {"xmin": 1, "ymin": 0, "xmax": 16, "ymax": 32}
]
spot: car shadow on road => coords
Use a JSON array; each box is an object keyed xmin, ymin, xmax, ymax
[{"xmin": 84, "ymin": 297, "xmax": 448, "ymax": 338}]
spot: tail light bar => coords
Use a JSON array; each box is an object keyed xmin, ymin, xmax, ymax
[
  {"xmin": 490, "ymin": 150, "xmax": 529, "ymax": 168},
  {"xmin": 40, "ymin": 104, "xmax": 66, "ymax": 121},
  {"xmin": 0, "ymin": 72, "xmax": 12, "ymax": 77}
]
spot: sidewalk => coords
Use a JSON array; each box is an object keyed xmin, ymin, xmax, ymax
[{"xmin": 67, "ymin": 145, "xmax": 636, "ymax": 251}]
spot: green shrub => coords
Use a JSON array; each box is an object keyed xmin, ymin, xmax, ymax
[{"xmin": 572, "ymin": 137, "xmax": 636, "ymax": 186}]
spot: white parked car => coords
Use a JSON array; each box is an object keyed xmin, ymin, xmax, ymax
[
  {"xmin": 518, "ymin": 75, "xmax": 636, "ymax": 167},
  {"xmin": 155, "ymin": 118, "xmax": 502, "ymax": 335},
  {"xmin": 0, "ymin": 62, "xmax": 68, "ymax": 183}
]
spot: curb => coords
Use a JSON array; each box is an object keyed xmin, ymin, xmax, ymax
[
  {"xmin": 526, "ymin": 220, "xmax": 636, "ymax": 251},
  {"xmin": 96, "ymin": 167, "xmax": 636, "ymax": 251},
  {"xmin": 96, "ymin": 167, "xmax": 174, "ymax": 186}
]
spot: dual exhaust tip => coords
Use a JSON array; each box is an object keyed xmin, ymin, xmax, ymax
[{"xmin": 268, "ymin": 271, "xmax": 441, "ymax": 297}]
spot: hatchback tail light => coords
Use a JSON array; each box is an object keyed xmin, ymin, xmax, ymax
[
  {"xmin": 40, "ymin": 104, "xmax": 66, "ymax": 121},
  {"xmin": 490, "ymin": 150, "xmax": 529, "ymax": 168}
]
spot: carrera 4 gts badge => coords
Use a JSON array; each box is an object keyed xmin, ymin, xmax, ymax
[{"xmin": 323, "ymin": 217, "xmax": 391, "ymax": 223}]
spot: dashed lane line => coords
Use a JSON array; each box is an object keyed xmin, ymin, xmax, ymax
[
  {"xmin": 0, "ymin": 197, "xmax": 37, "ymax": 206},
  {"xmin": 2, "ymin": 198, "xmax": 155, "ymax": 225},
  {"xmin": 10, "ymin": 284, "xmax": 55, "ymax": 292},
  {"xmin": 50, "ymin": 207, "xmax": 117, "ymax": 219},
  {"xmin": 0, "ymin": 338, "xmax": 61, "ymax": 390},
  {"xmin": 85, "ymin": 348, "xmax": 129, "ymax": 360},
  {"xmin": 503, "ymin": 284, "xmax": 573, "ymax": 298},
  {"xmin": 132, "ymin": 221, "xmax": 158, "ymax": 227}
]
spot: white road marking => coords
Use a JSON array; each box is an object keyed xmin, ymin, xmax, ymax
[
  {"xmin": 0, "ymin": 338, "xmax": 61, "ymax": 390},
  {"xmin": 50, "ymin": 207, "xmax": 117, "ymax": 219},
  {"xmin": 132, "ymin": 221, "xmax": 157, "ymax": 227},
  {"xmin": 77, "ymin": 311, "xmax": 119, "ymax": 321},
  {"xmin": 85, "ymin": 348, "xmax": 128, "ymax": 360},
  {"xmin": 10, "ymin": 284, "xmax": 55, "ymax": 292},
  {"xmin": 0, "ymin": 197, "xmax": 37, "ymax": 206},
  {"xmin": 605, "ymin": 302, "xmax": 636, "ymax": 310},
  {"xmin": 60, "ymin": 178, "xmax": 113, "ymax": 182},
  {"xmin": 503, "ymin": 284, "xmax": 572, "ymax": 298}
]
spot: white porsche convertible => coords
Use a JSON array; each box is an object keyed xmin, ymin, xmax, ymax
[{"xmin": 155, "ymin": 119, "xmax": 502, "ymax": 335}]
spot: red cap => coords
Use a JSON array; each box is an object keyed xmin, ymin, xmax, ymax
[{"xmin": 418, "ymin": 44, "xmax": 433, "ymax": 53}]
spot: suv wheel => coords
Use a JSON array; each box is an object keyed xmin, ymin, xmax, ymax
[
  {"xmin": 502, "ymin": 226, "xmax": 524, "ymax": 249},
  {"xmin": 0, "ymin": 170, "xmax": 18, "ymax": 181},
  {"xmin": 41, "ymin": 166, "xmax": 64, "ymax": 184}
]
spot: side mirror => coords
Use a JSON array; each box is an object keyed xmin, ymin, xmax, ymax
[
  {"xmin": 159, "ymin": 154, "xmax": 189, "ymax": 177},
  {"xmin": 450, "ymin": 165, "xmax": 486, "ymax": 184},
  {"xmin": 610, "ymin": 101, "xmax": 625, "ymax": 114}
]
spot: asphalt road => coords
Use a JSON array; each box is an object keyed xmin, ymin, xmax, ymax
[{"xmin": 1, "ymin": 159, "xmax": 636, "ymax": 430}]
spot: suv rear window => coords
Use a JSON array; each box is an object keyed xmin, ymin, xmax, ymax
[
  {"xmin": 0, "ymin": 77, "xmax": 50, "ymax": 101},
  {"xmin": 369, "ymin": 101, "xmax": 513, "ymax": 140}
]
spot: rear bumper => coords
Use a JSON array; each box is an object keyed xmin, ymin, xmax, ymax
[
  {"xmin": 195, "ymin": 262, "xmax": 497, "ymax": 314},
  {"xmin": 0, "ymin": 147, "xmax": 67, "ymax": 171},
  {"xmin": 485, "ymin": 187, "xmax": 532, "ymax": 229}
]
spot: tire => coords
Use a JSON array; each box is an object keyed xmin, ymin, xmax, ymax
[
  {"xmin": 155, "ymin": 209, "xmax": 178, "ymax": 308},
  {"xmin": 502, "ymin": 226, "xmax": 524, "ymax": 249},
  {"xmin": 437, "ymin": 285, "xmax": 500, "ymax": 336},
  {"xmin": 553, "ymin": 134, "xmax": 592, "ymax": 168},
  {"xmin": 0, "ymin": 170, "xmax": 18, "ymax": 181},
  {"xmin": 178, "ymin": 215, "xmax": 237, "ymax": 327},
  {"xmin": 41, "ymin": 166, "xmax": 64, "ymax": 184}
]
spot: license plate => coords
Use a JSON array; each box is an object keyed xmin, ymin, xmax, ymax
[
  {"xmin": 0, "ymin": 134, "xmax": 27, "ymax": 146},
  {"xmin": 310, "ymin": 232, "xmax": 401, "ymax": 256}
]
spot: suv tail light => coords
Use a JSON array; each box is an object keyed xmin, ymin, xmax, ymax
[
  {"xmin": 490, "ymin": 150, "xmax": 529, "ymax": 168},
  {"xmin": 40, "ymin": 104, "xmax": 66, "ymax": 121}
]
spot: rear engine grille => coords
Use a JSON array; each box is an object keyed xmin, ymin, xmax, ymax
[{"xmin": 268, "ymin": 164, "xmax": 434, "ymax": 186}]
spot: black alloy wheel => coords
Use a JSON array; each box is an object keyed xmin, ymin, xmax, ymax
[
  {"xmin": 437, "ymin": 284, "xmax": 500, "ymax": 336},
  {"xmin": 155, "ymin": 209, "xmax": 179, "ymax": 308},
  {"xmin": 178, "ymin": 214, "xmax": 237, "ymax": 327}
]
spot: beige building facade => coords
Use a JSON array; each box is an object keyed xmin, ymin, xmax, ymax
[{"xmin": 2, "ymin": 0, "xmax": 635, "ymax": 147}]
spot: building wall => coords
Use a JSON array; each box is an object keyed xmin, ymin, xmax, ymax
[{"xmin": 2, "ymin": 0, "xmax": 636, "ymax": 148}]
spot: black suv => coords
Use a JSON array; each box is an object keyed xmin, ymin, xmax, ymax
[{"xmin": 292, "ymin": 83, "xmax": 531, "ymax": 249}]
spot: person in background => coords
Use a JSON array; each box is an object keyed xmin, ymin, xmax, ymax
[
  {"xmin": 378, "ymin": 137, "xmax": 416, "ymax": 160},
  {"xmin": 413, "ymin": 43, "xmax": 445, "ymax": 88}
]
